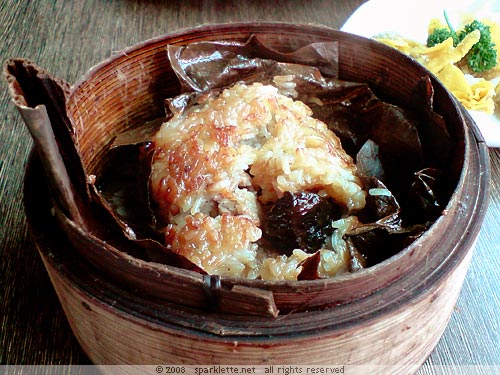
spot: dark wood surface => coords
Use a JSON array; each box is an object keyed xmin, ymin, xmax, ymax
[{"xmin": 1, "ymin": 0, "xmax": 499, "ymax": 372}]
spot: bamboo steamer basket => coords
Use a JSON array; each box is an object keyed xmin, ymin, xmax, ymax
[{"xmin": 10, "ymin": 23, "xmax": 489, "ymax": 373}]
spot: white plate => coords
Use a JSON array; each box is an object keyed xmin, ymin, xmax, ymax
[{"xmin": 341, "ymin": 0, "xmax": 500, "ymax": 147}]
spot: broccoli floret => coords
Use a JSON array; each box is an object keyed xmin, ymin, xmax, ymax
[
  {"xmin": 458, "ymin": 20, "xmax": 497, "ymax": 72},
  {"xmin": 427, "ymin": 11, "xmax": 459, "ymax": 47},
  {"xmin": 427, "ymin": 28, "xmax": 455, "ymax": 47}
]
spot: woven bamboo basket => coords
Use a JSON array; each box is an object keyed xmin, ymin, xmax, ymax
[{"xmin": 6, "ymin": 23, "xmax": 489, "ymax": 374}]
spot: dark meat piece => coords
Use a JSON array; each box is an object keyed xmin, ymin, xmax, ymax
[
  {"xmin": 263, "ymin": 191, "xmax": 339, "ymax": 254},
  {"xmin": 297, "ymin": 251, "xmax": 321, "ymax": 280}
]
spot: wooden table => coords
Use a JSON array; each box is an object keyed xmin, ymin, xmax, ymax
[{"xmin": 1, "ymin": 0, "xmax": 499, "ymax": 372}]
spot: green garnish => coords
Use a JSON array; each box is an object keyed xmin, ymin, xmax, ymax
[
  {"xmin": 458, "ymin": 20, "xmax": 497, "ymax": 72},
  {"xmin": 426, "ymin": 11, "xmax": 459, "ymax": 46}
]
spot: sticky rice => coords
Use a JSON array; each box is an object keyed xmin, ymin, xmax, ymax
[{"xmin": 150, "ymin": 81, "xmax": 366, "ymax": 280}]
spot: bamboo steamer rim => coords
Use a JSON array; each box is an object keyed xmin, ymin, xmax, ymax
[{"xmin": 27, "ymin": 22, "xmax": 490, "ymax": 321}]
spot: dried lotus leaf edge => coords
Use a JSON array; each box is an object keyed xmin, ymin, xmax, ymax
[{"xmin": 3, "ymin": 59, "xmax": 86, "ymax": 226}]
